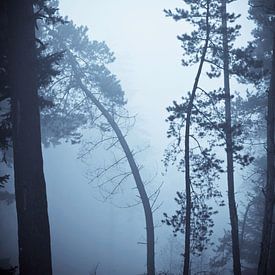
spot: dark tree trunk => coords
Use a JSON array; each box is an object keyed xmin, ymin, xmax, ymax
[
  {"xmin": 7, "ymin": 1, "xmax": 52, "ymax": 274},
  {"xmin": 221, "ymin": 1, "xmax": 242, "ymax": 274},
  {"xmin": 182, "ymin": 2, "xmax": 210, "ymax": 274},
  {"xmin": 74, "ymin": 73, "xmax": 155, "ymax": 275},
  {"xmin": 268, "ymin": 211, "xmax": 275, "ymax": 273},
  {"xmin": 258, "ymin": 33, "xmax": 275, "ymax": 275}
]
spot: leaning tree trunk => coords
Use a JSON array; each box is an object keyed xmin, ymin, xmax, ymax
[
  {"xmin": 71, "ymin": 63, "xmax": 155, "ymax": 275},
  {"xmin": 221, "ymin": 1, "xmax": 242, "ymax": 274},
  {"xmin": 182, "ymin": 2, "xmax": 210, "ymax": 274},
  {"xmin": 85, "ymin": 87, "xmax": 155, "ymax": 275},
  {"xmin": 258, "ymin": 33, "xmax": 275, "ymax": 275},
  {"xmin": 7, "ymin": 1, "xmax": 52, "ymax": 274}
]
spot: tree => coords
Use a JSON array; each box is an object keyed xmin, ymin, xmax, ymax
[
  {"xmin": 37, "ymin": 12, "xmax": 156, "ymax": 274},
  {"xmin": 6, "ymin": 1, "xmax": 57, "ymax": 274},
  {"xmin": 246, "ymin": 2, "xmax": 275, "ymax": 273},
  {"xmin": 258, "ymin": 24, "xmax": 275, "ymax": 275},
  {"xmin": 163, "ymin": 0, "xmax": 247, "ymax": 274},
  {"xmin": 221, "ymin": 1, "xmax": 241, "ymax": 273},
  {"xmin": 210, "ymin": 157, "xmax": 265, "ymax": 274},
  {"xmin": 230, "ymin": 1, "xmax": 275, "ymax": 273},
  {"xmin": 78, "ymin": 79, "xmax": 155, "ymax": 275},
  {"xmin": 164, "ymin": 1, "xmax": 211, "ymax": 273},
  {"xmin": 1, "ymin": 0, "xmax": 63, "ymax": 185}
]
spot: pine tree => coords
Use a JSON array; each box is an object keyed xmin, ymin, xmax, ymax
[
  {"xmin": 36, "ymin": 9, "xmax": 156, "ymax": 274},
  {"xmin": 163, "ymin": 0, "xmax": 245, "ymax": 273},
  {"xmin": 7, "ymin": 1, "xmax": 53, "ymax": 273}
]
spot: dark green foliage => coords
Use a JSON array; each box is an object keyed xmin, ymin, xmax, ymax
[
  {"xmin": 164, "ymin": 0, "xmax": 241, "ymax": 73},
  {"xmin": 41, "ymin": 18, "xmax": 125, "ymax": 105},
  {"xmin": 231, "ymin": 43, "xmax": 270, "ymax": 85},
  {"xmin": 164, "ymin": 86, "xmax": 253, "ymax": 175},
  {"xmin": 38, "ymin": 15, "xmax": 126, "ymax": 146},
  {"xmin": 0, "ymin": 0, "xmax": 125, "ymax": 154},
  {"xmin": 163, "ymin": 191, "xmax": 217, "ymax": 255},
  {"xmin": 34, "ymin": 0, "xmax": 67, "ymax": 27},
  {"xmin": 37, "ymin": 50, "xmax": 64, "ymax": 90},
  {"xmin": 0, "ymin": 0, "xmax": 64, "ymax": 186},
  {"xmin": 232, "ymin": 0, "xmax": 274, "ymax": 88},
  {"xmin": 163, "ymin": 0, "xmax": 256, "ymax": 267}
]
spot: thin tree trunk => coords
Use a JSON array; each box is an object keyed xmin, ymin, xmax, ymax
[
  {"xmin": 240, "ymin": 199, "xmax": 254, "ymax": 252},
  {"xmin": 72, "ymin": 65, "xmax": 155, "ymax": 275},
  {"xmin": 183, "ymin": 2, "xmax": 210, "ymax": 274},
  {"xmin": 221, "ymin": 1, "xmax": 242, "ymax": 274},
  {"xmin": 258, "ymin": 33, "xmax": 275, "ymax": 275},
  {"xmin": 86, "ymin": 88, "xmax": 155, "ymax": 275},
  {"xmin": 7, "ymin": 1, "xmax": 52, "ymax": 274}
]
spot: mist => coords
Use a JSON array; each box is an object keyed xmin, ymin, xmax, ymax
[{"xmin": 0, "ymin": 0, "xmax": 273, "ymax": 275}]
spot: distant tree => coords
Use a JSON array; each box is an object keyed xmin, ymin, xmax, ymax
[
  {"xmin": 210, "ymin": 157, "xmax": 265, "ymax": 274},
  {"xmin": 227, "ymin": 0, "xmax": 275, "ymax": 273},
  {"xmin": 248, "ymin": 1, "xmax": 275, "ymax": 273},
  {"xmin": 239, "ymin": 191, "xmax": 264, "ymax": 269}
]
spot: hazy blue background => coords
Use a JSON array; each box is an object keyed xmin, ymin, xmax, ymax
[{"xmin": 0, "ymin": 1, "xmax": 253, "ymax": 274}]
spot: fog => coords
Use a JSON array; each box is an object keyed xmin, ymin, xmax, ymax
[
  {"xmin": 1, "ymin": 0, "xmax": 264, "ymax": 275},
  {"xmin": 46, "ymin": 1, "xmax": 192, "ymax": 273}
]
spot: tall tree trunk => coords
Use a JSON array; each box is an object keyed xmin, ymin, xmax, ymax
[
  {"xmin": 182, "ymin": 2, "xmax": 210, "ymax": 274},
  {"xmin": 72, "ymin": 66, "xmax": 155, "ymax": 275},
  {"xmin": 258, "ymin": 33, "xmax": 275, "ymax": 275},
  {"xmin": 221, "ymin": 1, "xmax": 242, "ymax": 274},
  {"xmin": 7, "ymin": 1, "xmax": 52, "ymax": 274}
]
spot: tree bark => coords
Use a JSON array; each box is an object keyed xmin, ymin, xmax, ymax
[
  {"xmin": 221, "ymin": 1, "xmax": 242, "ymax": 274},
  {"xmin": 72, "ymin": 67, "xmax": 155, "ymax": 275},
  {"xmin": 258, "ymin": 33, "xmax": 275, "ymax": 275},
  {"xmin": 7, "ymin": 1, "xmax": 52, "ymax": 274},
  {"xmin": 182, "ymin": 2, "xmax": 210, "ymax": 274}
]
